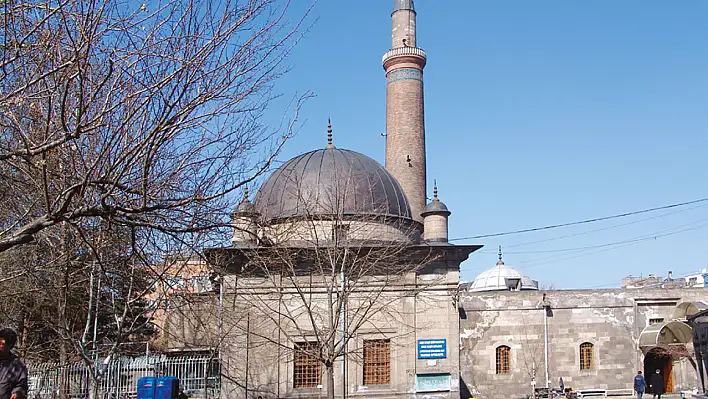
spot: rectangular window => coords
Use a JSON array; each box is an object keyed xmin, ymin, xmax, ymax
[
  {"xmin": 579, "ymin": 342, "xmax": 594, "ymax": 370},
  {"xmin": 294, "ymin": 342, "xmax": 321, "ymax": 388},
  {"xmin": 649, "ymin": 317, "xmax": 664, "ymax": 325},
  {"xmin": 363, "ymin": 339, "xmax": 391, "ymax": 385},
  {"xmin": 495, "ymin": 346, "xmax": 510, "ymax": 374}
]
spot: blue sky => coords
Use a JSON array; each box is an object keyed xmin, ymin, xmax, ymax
[{"xmin": 261, "ymin": 1, "xmax": 708, "ymax": 289}]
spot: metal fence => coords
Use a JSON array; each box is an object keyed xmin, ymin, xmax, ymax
[{"xmin": 28, "ymin": 354, "xmax": 220, "ymax": 399}]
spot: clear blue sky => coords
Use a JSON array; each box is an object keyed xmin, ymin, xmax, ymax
[{"xmin": 261, "ymin": 1, "xmax": 708, "ymax": 289}]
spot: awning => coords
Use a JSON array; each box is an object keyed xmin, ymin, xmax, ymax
[
  {"xmin": 639, "ymin": 320, "xmax": 693, "ymax": 347},
  {"xmin": 674, "ymin": 301, "xmax": 708, "ymax": 320}
]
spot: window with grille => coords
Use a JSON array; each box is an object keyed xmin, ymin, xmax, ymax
[
  {"xmin": 294, "ymin": 342, "xmax": 321, "ymax": 388},
  {"xmin": 580, "ymin": 342, "xmax": 594, "ymax": 370},
  {"xmin": 363, "ymin": 339, "xmax": 391, "ymax": 385},
  {"xmin": 495, "ymin": 346, "xmax": 510, "ymax": 374},
  {"xmin": 649, "ymin": 317, "xmax": 665, "ymax": 325}
]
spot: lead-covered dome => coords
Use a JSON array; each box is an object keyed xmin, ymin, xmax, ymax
[
  {"xmin": 470, "ymin": 248, "xmax": 539, "ymax": 292},
  {"xmin": 254, "ymin": 147, "xmax": 412, "ymax": 222}
]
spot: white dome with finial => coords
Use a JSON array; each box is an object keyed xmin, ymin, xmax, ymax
[{"xmin": 470, "ymin": 247, "xmax": 539, "ymax": 292}]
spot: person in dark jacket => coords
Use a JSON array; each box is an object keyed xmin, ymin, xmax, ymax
[
  {"xmin": 0, "ymin": 328, "xmax": 27, "ymax": 399},
  {"xmin": 648, "ymin": 369, "xmax": 665, "ymax": 399},
  {"xmin": 634, "ymin": 370, "xmax": 646, "ymax": 399}
]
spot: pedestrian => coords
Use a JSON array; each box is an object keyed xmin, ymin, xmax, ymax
[
  {"xmin": 648, "ymin": 369, "xmax": 665, "ymax": 399},
  {"xmin": 634, "ymin": 370, "xmax": 646, "ymax": 399},
  {"xmin": 0, "ymin": 328, "xmax": 27, "ymax": 399}
]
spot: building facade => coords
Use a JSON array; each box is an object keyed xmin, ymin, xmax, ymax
[
  {"xmin": 160, "ymin": 2, "xmax": 708, "ymax": 399},
  {"xmin": 460, "ymin": 287, "xmax": 708, "ymax": 399}
]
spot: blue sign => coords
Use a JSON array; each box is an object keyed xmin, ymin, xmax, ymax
[{"xmin": 417, "ymin": 339, "xmax": 447, "ymax": 359}]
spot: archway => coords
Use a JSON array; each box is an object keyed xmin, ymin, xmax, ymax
[{"xmin": 644, "ymin": 347, "xmax": 673, "ymax": 393}]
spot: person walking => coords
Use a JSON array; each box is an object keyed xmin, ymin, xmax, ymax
[
  {"xmin": 634, "ymin": 370, "xmax": 646, "ymax": 399},
  {"xmin": 0, "ymin": 328, "xmax": 27, "ymax": 399},
  {"xmin": 648, "ymin": 369, "xmax": 665, "ymax": 399}
]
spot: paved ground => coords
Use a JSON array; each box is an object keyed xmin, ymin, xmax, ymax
[{"xmin": 602, "ymin": 394, "xmax": 685, "ymax": 398}]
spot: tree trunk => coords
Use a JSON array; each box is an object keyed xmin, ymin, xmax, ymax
[
  {"xmin": 326, "ymin": 364, "xmax": 335, "ymax": 399},
  {"xmin": 59, "ymin": 339, "xmax": 68, "ymax": 399}
]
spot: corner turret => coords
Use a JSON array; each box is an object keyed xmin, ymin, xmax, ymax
[
  {"xmin": 422, "ymin": 183, "xmax": 451, "ymax": 243},
  {"xmin": 232, "ymin": 187, "xmax": 259, "ymax": 247}
]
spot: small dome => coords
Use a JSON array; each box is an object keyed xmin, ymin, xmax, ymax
[
  {"xmin": 470, "ymin": 263, "xmax": 524, "ymax": 292},
  {"xmin": 469, "ymin": 248, "xmax": 538, "ymax": 292},
  {"xmin": 421, "ymin": 185, "xmax": 450, "ymax": 217},
  {"xmin": 234, "ymin": 187, "xmax": 257, "ymax": 215},
  {"xmin": 423, "ymin": 200, "xmax": 449, "ymax": 215},
  {"xmin": 254, "ymin": 148, "xmax": 412, "ymax": 222},
  {"xmin": 235, "ymin": 198, "xmax": 255, "ymax": 214}
]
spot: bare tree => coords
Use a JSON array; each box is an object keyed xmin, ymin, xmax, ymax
[
  {"xmin": 0, "ymin": 0, "xmax": 312, "ymax": 254},
  {"xmin": 0, "ymin": 0, "xmax": 314, "ymax": 396},
  {"xmin": 518, "ymin": 310, "xmax": 546, "ymax": 398}
]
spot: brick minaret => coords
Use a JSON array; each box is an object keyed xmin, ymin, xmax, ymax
[{"xmin": 383, "ymin": 0, "xmax": 427, "ymax": 224}]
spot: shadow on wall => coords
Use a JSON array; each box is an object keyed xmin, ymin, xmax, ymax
[{"xmin": 460, "ymin": 376, "xmax": 473, "ymax": 399}]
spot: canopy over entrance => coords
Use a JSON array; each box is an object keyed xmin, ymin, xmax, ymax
[
  {"xmin": 674, "ymin": 301, "xmax": 708, "ymax": 320},
  {"xmin": 639, "ymin": 320, "xmax": 693, "ymax": 347}
]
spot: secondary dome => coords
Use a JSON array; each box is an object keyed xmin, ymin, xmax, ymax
[
  {"xmin": 254, "ymin": 147, "xmax": 412, "ymax": 222},
  {"xmin": 470, "ymin": 248, "xmax": 539, "ymax": 292}
]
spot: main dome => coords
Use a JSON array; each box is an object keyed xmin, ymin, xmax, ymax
[{"xmin": 254, "ymin": 147, "xmax": 412, "ymax": 222}]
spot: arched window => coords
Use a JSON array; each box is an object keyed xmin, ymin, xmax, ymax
[
  {"xmin": 580, "ymin": 342, "xmax": 594, "ymax": 370},
  {"xmin": 496, "ymin": 345, "xmax": 511, "ymax": 374}
]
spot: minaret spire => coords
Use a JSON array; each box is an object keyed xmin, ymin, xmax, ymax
[{"xmin": 383, "ymin": 0, "xmax": 427, "ymax": 225}]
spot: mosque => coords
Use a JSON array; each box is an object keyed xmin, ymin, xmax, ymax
[{"xmin": 165, "ymin": 1, "xmax": 708, "ymax": 398}]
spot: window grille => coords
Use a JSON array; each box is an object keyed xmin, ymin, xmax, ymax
[
  {"xmin": 580, "ymin": 342, "xmax": 594, "ymax": 370},
  {"xmin": 649, "ymin": 317, "xmax": 664, "ymax": 325},
  {"xmin": 495, "ymin": 346, "xmax": 510, "ymax": 374},
  {"xmin": 363, "ymin": 339, "xmax": 390, "ymax": 385},
  {"xmin": 294, "ymin": 342, "xmax": 321, "ymax": 388}
]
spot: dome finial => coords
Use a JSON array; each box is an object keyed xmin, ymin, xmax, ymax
[
  {"xmin": 497, "ymin": 245, "xmax": 504, "ymax": 265},
  {"xmin": 433, "ymin": 180, "xmax": 439, "ymax": 201},
  {"xmin": 326, "ymin": 118, "xmax": 335, "ymax": 149},
  {"xmin": 244, "ymin": 186, "xmax": 249, "ymax": 201}
]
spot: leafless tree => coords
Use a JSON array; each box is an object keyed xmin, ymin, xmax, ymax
[
  {"xmin": 518, "ymin": 310, "xmax": 546, "ymax": 398},
  {"xmin": 0, "ymin": 0, "xmax": 314, "ymax": 396},
  {"xmin": 0, "ymin": 0, "xmax": 313, "ymax": 253}
]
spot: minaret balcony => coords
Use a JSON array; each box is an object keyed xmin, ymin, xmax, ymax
[{"xmin": 382, "ymin": 47, "xmax": 427, "ymax": 68}]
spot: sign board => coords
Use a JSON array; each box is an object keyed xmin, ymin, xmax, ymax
[
  {"xmin": 417, "ymin": 339, "xmax": 447, "ymax": 359},
  {"xmin": 415, "ymin": 373, "xmax": 451, "ymax": 392}
]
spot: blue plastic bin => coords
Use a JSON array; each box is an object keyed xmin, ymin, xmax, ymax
[
  {"xmin": 137, "ymin": 377, "xmax": 156, "ymax": 399},
  {"xmin": 155, "ymin": 376, "xmax": 180, "ymax": 399}
]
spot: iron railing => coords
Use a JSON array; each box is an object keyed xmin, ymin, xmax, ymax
[
  {"xmin": 28, "ymin": 354, "xmax": 220, "ymax": 399},
  {"xmin": 382, "ymin": 46, "xmax": 427, "ymax": 64}
]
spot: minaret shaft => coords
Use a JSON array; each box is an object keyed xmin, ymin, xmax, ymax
[
  {"xmin": 384, "ymin": 1, "xmax": 427, "ymax": 224},
  {"xmin": 392, "ymin": 8, "xmax": 416, "ymax": 48}
]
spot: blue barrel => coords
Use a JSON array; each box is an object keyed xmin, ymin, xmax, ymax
[
  {"xmin": 137, "ymin": 377, "xmax": 156, "ymax": 399},
  {"xmin": 155, "ymin": 376, "xmax": 180, "ymax": 399}
]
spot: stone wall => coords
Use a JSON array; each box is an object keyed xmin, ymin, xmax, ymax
[
  {"xmin": 168, "ymin": 266, "xmax": 463, "ymax": 398},
  {"xmin": 459, "ymin": 288, "xmax": 708, "ymax": 399}
]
